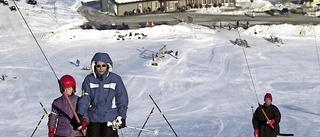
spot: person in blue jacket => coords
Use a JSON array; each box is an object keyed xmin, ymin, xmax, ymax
[{"xmin": 77, "ymin": 52, "xmax": 129, "ymax": 137}]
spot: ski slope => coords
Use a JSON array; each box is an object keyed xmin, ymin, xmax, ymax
[{"xmin": 1, "ymin": 0, "xmax": 320, "ymax": 136}]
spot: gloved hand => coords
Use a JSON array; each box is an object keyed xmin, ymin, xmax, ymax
[
  {"xmin": 77, "ymin": 114, "xmax": 83, "ymax": 120},
  {"xmin": 78, "ymin": 119, "xmax": 87, "ymax": 131},
  {"xmin": 267, "ymin": 119, "xmax": 275, "ymax": 126},
  {"xmin": 254, "ymin": 129, "xmax": 258, "ymax": 137},
  {"xmin": 48, "ymin": 128, "xmax": 55, "ymax": 137},
  {"xmin": 119, "ymin": 118, "xmax": 126, "ymax": 129}
]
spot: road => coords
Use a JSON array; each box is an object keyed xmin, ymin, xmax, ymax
[{"xmin": 77, "ymin": 4, "xmax": 320, "ymax": 29}]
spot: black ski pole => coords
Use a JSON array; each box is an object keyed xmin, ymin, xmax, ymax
[
  {"xmin": 148, "ymin": 93, "xmax": 178, "ymax": 137},
  {"xmin": 31, "ymin": 114, "xmax": 46, "ymax": 137},
  {"xmin": 137, "ymin": 107, "xmax": 155, "ymax": 137},
  {"xmin": 39, "ymin": 101, "xmax": 48, "ymax": 115},
  {"xmin": 31, "ymin": 101, "xmax": 49, "ymax": 137}
]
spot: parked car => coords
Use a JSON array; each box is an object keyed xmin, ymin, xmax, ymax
[
  {"xmin": 80, "ymin": 22, "xmax": 93, "ymax": 30},
  {"xmin": 282, "ymin": 8, "xmax": 289, "ymax": 14},
  {"xmin": 2, "ymin": 0, "xmax": 9, "ymax": 5},
  {"xmin": 10, "ymin": 6, "xmax": 16, "ymax": 11},
  {"xmin": 266, "ymin": 9, "xmax": 281, "ymax": 16},
  {"xmin": 26, "ymin": 0, "xmax": 37, "ymax": 5},
  {"xmin": 295, "ymin": 7, "xmax": 304, "ymax": 14},
  {"xmin": 98, "ymin": 24, "xmax": 111, "ymax": 30}
]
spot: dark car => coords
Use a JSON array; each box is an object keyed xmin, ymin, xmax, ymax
[
  {"xmin": 80, "ymin": 23, "xmax": 93, "ymax": 30},
  {"xmin": 282, "ymin": 8, "xmax": 289, "ymax": 14},
  {"xmin": 2, "ymin": 0, "xmax": 9, "ymax": 5},
  {"xmin": 10, "ymin": 6, "xmax": 17, "ymax": 11},
  {"xmin": 98, "ymin": 24, "xmax": 111, "ymax": 30},
  {"xmin": 26, "ymin": 0, "xmax": 37, "ymax": 5}
]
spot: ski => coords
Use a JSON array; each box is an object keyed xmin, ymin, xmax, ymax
[{"xmin": 278, "ymin": 133, "xmax": 294, "ymax": 136}]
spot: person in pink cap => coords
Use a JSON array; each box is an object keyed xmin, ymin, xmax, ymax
[{"xmin": 252, "ymin": 93, "xmax": 281, "ymax": 137}]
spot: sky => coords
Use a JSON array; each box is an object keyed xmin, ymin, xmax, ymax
[{"xmin": 1, "ymin": 0, "xmax": 320, "ymax": 137}]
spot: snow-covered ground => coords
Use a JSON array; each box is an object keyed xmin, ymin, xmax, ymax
[{"xmin": 1, "ymin": 0, "xmax": 320, "ymax": 136}]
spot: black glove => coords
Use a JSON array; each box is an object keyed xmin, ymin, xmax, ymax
[
  {"xmin": 119, "ymin": 119, "xmax": 126, "ymax": 129},
  {"xmin": 77, "ymin": 114, "xmax": 83, "ymax": 122},
  {"xmin": 76, "ymin": 114, "xmax": 84, "ymax": 129}
]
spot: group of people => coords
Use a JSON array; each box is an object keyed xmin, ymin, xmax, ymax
[
  {"xmin": 47, "ymin": 53, "xmax": 282, "ymax": 137},
  {"xmin": 48, "ymin": 52, "xmax": 129, "ymax": 137}
]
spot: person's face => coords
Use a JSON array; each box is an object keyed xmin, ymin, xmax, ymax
[
  {"xmin": 96, "ymin": 61, "xmax": 107, "ymax": 75},
  {"xmin": 265, "ymin": 98, "xmax": 271, "ymax": 106},
  {"xmin": 65, "ymin": 87, "xmax": 73, "ymax": 96}
]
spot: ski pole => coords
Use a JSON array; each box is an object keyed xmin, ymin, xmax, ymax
[
  {"xmin": 39, "ymin": 101, "xmax": 48, "ymax": 115},
  {"xmin": 127, "ymin": 126, "xmax": 159, "ymax": 136},
  {"xmin": 63, "ymin": 91, "xmax": 86, "ymax": 136},
  {"xmin": 31, "ymin": 101, "xmax": 48, "ymax": 137},
  {"xmin": 30, "ymin": 113, "xmax": 46, "ymax": 137},
  {"xmin": 138, "ymin": 107, "xmax": 154, "ymax": 137},
  {"xmin": 261, "ymin": 109, "xmax": 294, "ymax": 136},
  {"xmin": 148, "ymin": 93, "xmax": 178, "ymax": 137},
  {"xmin": 120, "ymin": 129, "xmax": 125, "ymax": 137}
]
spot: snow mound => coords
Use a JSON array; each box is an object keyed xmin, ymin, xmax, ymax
[{"xmin": 244, "ymin": 24, "xmax": 320, "ymax": 38}]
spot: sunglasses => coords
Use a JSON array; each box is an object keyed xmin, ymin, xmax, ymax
[{"xmin": 96, "ymin": 64, "xmax": 107, "ymax": 68}]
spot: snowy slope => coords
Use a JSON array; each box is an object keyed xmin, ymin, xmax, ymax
[{"xmin": 1, "ymin": 0, "xmax": 320, "ymax": 137}]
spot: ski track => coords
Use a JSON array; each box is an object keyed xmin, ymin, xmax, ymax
[
  {"xmin": 125, "ymin": 76, "xmax": 149, "ymax": 103},
  {"xmin": 137, "ymin": 34, "xmax": 251, "ymax": 136}
]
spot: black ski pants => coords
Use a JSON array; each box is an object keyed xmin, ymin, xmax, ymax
[{"xmin": 87, "ymin": 122, "xmax": 119, "ymax": 137}]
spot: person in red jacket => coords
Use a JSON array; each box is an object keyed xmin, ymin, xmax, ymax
[
  {"xmin": 252, "ymin": 93, "xmax": 281, "ymax": 137},
  {"xmin": 47, "ymin": 75, "xmax": 88, "ymax": 137}
]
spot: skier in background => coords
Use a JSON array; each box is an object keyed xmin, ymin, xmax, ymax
[
  {"xmin": 246, "ymin": 20, "xmax": 250, "ymax": 28},
  {"xmin": 76, "ymin": 59, "xmax": 80, "ymax": 67},
  {"xmin": 48, "ymin": 75, "xmax": 88, "ymax": 137},
  {"xmin": 77, "ymin": 52, "xmax": 129, "ymax": 137},
  {"xmin": 252, "ymin": 11, "xmax": 256, "ymax": 18},
  {"xmin": 252, "ymin": 93, "xmax": 281, "ymax": 137},
  {"xmin": 236, "ymin": 20, "xmax": 240, "ymax": 28}
]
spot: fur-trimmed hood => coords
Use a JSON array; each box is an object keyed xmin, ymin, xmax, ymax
[{"xmin": 91, "ymin": 52, "xmax": 113, "ymax": 77}]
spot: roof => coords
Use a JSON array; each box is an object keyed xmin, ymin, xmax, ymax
[{"xmin": 115, "ymin": 0, "xmax": 145, "ymax": 4}]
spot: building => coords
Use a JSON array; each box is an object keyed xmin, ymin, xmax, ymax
[{"xmin": 100, "ymin": 0, "xmax": 235, "ymax": 16}]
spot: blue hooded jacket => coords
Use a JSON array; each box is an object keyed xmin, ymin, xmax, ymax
[{"xmin": 77, "ymin": 53, "xmax": 129, "ymax": 122}]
